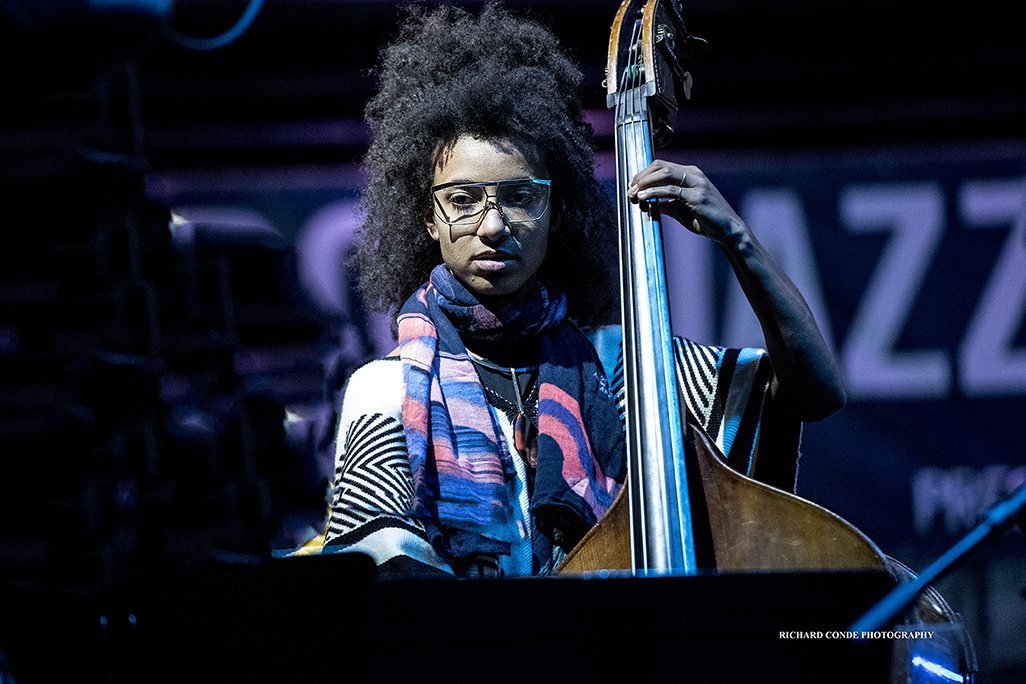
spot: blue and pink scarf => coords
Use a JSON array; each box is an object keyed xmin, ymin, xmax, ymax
[{"xmin": 398, "ymin": 265, "xmax": 625, "ymax": 570}]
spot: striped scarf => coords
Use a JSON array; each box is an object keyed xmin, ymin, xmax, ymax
[{"xmin": 398, "ymin": 265, "xmax": 625, "ymax": 568}]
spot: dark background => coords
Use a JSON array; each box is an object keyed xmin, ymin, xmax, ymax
[
  {"xmin": 2, "ymin": 1, "xmax": 1024, "ymax": 682},
  {"xmin": 5, "ymin": 0, "xmax": 1024, "ymax": 167}
]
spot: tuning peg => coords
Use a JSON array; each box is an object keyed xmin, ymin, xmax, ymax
[{"xmin": 679, "ymin": 70, "xmax": 693, "ymax": 100}]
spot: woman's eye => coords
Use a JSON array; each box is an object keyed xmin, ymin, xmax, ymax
[
  {"xmin": 448, "ymin": 192, "xmax": 479, "ymax": 207},
  {"xmin": 507, "ymin": 190, "xmax": 534, "ymax": 206}
]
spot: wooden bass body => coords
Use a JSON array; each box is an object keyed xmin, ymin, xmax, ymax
[{"xmin": 559, "ymin": 414, "xmax": 886, "ymax": 574}]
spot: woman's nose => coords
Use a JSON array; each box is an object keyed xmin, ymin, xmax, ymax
[{"xmin": 477, "ymin": 203, "xmax": 510, "ymax": 240}]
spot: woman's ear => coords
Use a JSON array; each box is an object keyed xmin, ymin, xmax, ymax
[
  {"xmin": 424, "ymin": 206, "xmax": 440, "ymax": 242},
  {"xmin": 425, "ymin": 220, "xmax": 440, "ymax": 242}
]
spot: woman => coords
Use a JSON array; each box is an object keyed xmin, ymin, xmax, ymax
[{"xmin": 322, "ymin": 4, "xmax": 845, "ymax": 578}]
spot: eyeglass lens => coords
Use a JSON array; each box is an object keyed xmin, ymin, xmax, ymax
[{"xmin": 433, "ymin": 180, "xmax": 549, "ymax": 225}]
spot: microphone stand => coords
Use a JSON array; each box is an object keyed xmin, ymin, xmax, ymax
[{"xmin": 848, "ymin": 482, "xmax": 1026, "ymax": 634}]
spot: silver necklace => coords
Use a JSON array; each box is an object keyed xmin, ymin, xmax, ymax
[{"xmin": 481, "ymin": 367, "xmax": 538, "ymax": 420}]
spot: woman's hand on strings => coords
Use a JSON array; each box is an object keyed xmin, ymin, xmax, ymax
[
  {"xmin": 629, "ymin": 159, "xmax": 847, "ymax": 420},
  {"xmin": 627, "ymin": 160, "xmax": 748, "ymax": 246}
]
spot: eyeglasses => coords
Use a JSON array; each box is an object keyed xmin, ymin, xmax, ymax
[{"xmin": 431, "ymin": 179, "xmax": 552, "ymax": 226}]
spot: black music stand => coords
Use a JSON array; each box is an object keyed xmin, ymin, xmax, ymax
[{"xmin": 3, "ymin": 557, "xmax": 893, "ymax": 684}]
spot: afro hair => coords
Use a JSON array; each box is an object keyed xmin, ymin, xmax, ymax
[{"xmin": 353, "ymin": 3, "xmax": 619, "ymax": 330}]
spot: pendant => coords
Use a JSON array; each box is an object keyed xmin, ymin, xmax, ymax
[{"xmin": 514, "ymin": 412, "xmax": 538, "ymax": 468}]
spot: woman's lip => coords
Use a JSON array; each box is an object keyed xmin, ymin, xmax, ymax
[
  {"xmin": 473, "ymin": 252, "xmax": 516, "ymax": 261},
  {"xmin": 473, "ymin": 253, "xmax": 516, "ymax": 271}
]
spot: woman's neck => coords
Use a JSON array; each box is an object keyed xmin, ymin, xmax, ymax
[{"xmin": 464, "ymin": 338, "xmax": 540, "ymax": 369}]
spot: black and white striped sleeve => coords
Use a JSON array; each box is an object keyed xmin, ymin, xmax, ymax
[
  {"xmin": 672, "ymin": 338, "xmax": 800, "ymax": 491},
  {"xmin": 322, "ymin": 360, "xmax": 453, "ymax": 576}
]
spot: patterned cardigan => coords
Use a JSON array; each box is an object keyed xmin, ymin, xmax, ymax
[{"xmin": 319, "ymin": 330, "xmax": 800, "ymax": 577}]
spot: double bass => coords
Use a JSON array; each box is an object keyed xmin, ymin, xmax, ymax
[
  {"xmin": 554, "ymin": 4, "xmax": 976, "ymax": 672},
  {"xmin": 556, "ymin": 4, "xmax": 977, "ymax": 678},
  {"xmin": 558, "ymin": 0, "xmax": 888, "ymax": 576}
]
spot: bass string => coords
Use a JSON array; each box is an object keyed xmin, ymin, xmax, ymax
[
  {"xmin": 615, "ymin": 22, "xmax": 643, "ymax": 570},
  {"xmin": 616, "ymin": 15, "xmax": 697, "ymax": 573},
  {"xmin": 619, "ymin": 19, "xmax": 661, "ymax": 571}
]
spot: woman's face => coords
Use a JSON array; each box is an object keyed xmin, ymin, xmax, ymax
[{"xmin": 426, "ymin": 135, "xmax": 553, "ymax": 299}]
